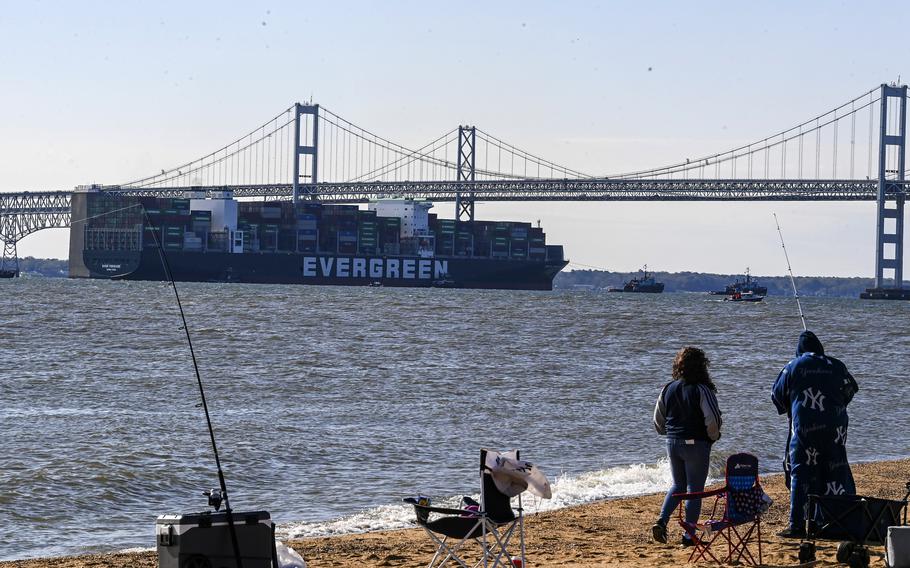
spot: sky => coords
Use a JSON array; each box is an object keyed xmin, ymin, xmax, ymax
[{"xmin": 2, "ymin": 1, "xmax": 909, "ymax": 277}]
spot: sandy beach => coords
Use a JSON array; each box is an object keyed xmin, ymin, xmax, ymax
[{"xmin": 3, "ymin": 459, "xmax": 907, "ymax": 568}]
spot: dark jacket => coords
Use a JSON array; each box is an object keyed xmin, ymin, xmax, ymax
[
  {"xmin": 772, "ymin": 331, "xmax": 858, "ymax": 447},
  {"xmin": 654, "ymin": 380, "xmax": 722, "ymax": 442}
]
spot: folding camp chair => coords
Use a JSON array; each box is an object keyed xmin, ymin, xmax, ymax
[
  {"xmin": 404, "ymin": 449, "xmax": 538, "ymax": 568},
  {"xmin": 797, "ymin": 481, "xmax": 910, "ymax": 567},
  {"xmin": 674, "ymin": 452, "xmax": 769, "ymax": 566}
]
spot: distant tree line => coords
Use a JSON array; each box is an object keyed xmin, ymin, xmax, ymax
[
  {"xmin": 553, "ymin": 269, "xmax": 905, "ymax": 297},
  {"xmin": 15, "ymin": 257, "xmax": 68, "ymax": 277}
]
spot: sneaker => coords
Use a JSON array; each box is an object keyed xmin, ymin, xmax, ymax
[
  {"xmin": 651, "ymin": 521, "xmax": 668, "ymax": 544},
  {"xmin": 681, "ymin": 536, "xmax": 695, "ymax": 547},
  {"xmin": 776, "ymin": 526, "xmax": 806, "ymax": 539}
]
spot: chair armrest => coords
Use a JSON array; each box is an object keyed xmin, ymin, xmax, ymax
[
  {"xmin": 402, "ymin": 498, "xmax": 480, "ymax": 517},
  {"xmin": 672, "ymin": 487, "xmax": 727, "ymax": 500}
]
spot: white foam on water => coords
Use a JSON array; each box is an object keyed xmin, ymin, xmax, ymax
[
  {"xmin": 115, "ymin": 547, "xmax": 155, "ymax": 554},
  {"xmin": 279, "ymin": 460, "xmax": 675, "ymax": 540},
  {"xmin": 529, "ymin": 459, "xmax": 675, "ymax": 512},
  {"xmin": 279, "ymin": 503, "xmax": 417, "ymax": 540}
]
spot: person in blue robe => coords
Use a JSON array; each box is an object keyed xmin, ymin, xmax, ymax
[{"xmin": 772, "ymin": 330, "xmax": 858, "ymax": 538}]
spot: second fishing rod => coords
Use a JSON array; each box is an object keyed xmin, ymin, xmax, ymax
[{"xmin": 773, "ymin": 212, "xmax": 808, "ymax": 332}]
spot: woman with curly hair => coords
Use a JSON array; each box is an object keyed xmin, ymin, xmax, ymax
[{"xmin": 650, "ymin": 346, "xmax": 722, "ymax": 546}]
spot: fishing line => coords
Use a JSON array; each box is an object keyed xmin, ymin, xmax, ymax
[
  {"xmin": 567, "ymin": 261, "xmax": 612, "ymax": 271},
  {"xmin": 62, "ymin": 203, "xmax": 147, "ymax": 279},
  {"xmin": 68, "ymin": 203, "xmax": 144, "ymax": 225},
  {"xmin": 772, "ymin": 212, "xmax": 807, "ymax": 331},
  {"xmin": 142, "ymin": 208, "xmax": 245, "ymax": 568}
]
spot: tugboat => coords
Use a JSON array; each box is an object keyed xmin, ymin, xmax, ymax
[
  {"xmin": 710, "ymin": 268, "xmax": 767, "ymax": 296},
  {"xmin": 608, "ymin": 265, "xmax": 664, "ymax": 293}
]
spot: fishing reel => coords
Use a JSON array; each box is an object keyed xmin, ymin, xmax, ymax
[{"xmin": 203, "ymin": 488, "xmax": 223, "ymax": 511}]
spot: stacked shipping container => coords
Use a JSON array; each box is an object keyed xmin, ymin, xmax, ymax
[{"xmin": 85, "ymin": 197, "xmax": 558, "ymax": 262}]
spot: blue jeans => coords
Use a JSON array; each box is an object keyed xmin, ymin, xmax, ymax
[{"xmin": 658, "ymin": 438, "xmax": 712, "ymax": 527}]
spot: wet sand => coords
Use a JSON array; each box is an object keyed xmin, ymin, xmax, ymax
[{"xmin": 3, "ymin": 459, "xmax": 907, "ymax": 568}]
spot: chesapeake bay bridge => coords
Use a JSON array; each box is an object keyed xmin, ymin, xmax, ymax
[{"xmin": 1, "ymin": 83, "xmax": 907, "ymax": 295}]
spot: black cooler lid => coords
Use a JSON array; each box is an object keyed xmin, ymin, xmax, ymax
[{"xmin": 156, "ymin": 510, "xmax": 271, "ymax": 526}]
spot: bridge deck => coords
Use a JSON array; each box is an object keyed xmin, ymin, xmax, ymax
[{"xmin": 0, "ymin": 179, "xmax": 902, "ymax": 241}]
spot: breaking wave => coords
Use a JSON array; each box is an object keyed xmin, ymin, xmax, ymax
[{"xmin": 279, "ymin": 460, "xmax": 676, "ymax": 540}]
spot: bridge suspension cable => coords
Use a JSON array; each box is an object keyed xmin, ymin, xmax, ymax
[
  {"xmin": 123, "ymin": 105, "xmax": 299, "ymax": 188},
  {"xmin": 473, "ymin": 129, "xmax": 594, "ymax": 180},
  {"xmin": 318, "ymin": 106, "xmax": 460, "ymax": 183},
  {"xmin": 317, "ymin": 107, "xmax": 594, "ymax": 183},
  {"xmin": 602, "ymin": 86, "xmax": 886, "ymax": 181},
  {"xmin": 119, "ymin": 101, "xmax": 604, "ymax": 190},
  {"xmin": 112, "ymin": 83, "xmax": 910, "ymax": 193}
]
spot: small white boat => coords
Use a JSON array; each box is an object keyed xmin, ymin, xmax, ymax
[{"xmin": 724, "ymin": 291, "xmax": 765, "ymax": 302}]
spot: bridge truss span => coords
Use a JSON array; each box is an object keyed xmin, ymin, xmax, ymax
[
  {"xmin": 102, "ymin": 177, "xmax": 890, "ymax": 202},
  {"xmin": 304, "ymin": 177, "xmax": 886, "ymax": 203},
  {"xmin": 0, "ymin": 191, "xmax": 72, "ymax": 273}
]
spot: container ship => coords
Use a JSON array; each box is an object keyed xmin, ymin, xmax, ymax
[{"xmin": 68, "ymin": 188, "xmax": 568, "ymax": 290}]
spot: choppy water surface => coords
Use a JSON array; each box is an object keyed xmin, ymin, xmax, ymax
[{"xmin": 1, "ymin": 279, "xmax": 908, "ymax": 560}]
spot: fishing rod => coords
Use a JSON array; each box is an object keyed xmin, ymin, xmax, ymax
[
  {"xmin": 773, "ymin": 212, "xmax": 807, "ymax": 331},
  {"xmin": 773, "ymin": 212, "xmax": 808, "ymax": 493},
  {"xmin": 143, "ymin": 209, "xmax": 245, "ymax": 568}
]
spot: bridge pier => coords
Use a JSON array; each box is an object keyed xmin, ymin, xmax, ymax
[{"xmin": 0, "ymin": 238, "xmax": 19, "ymax": 277}]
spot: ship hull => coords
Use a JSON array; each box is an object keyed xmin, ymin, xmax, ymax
[{"xmin": 81, "ymin": 249, "xmax": 568, "ymax": 291}]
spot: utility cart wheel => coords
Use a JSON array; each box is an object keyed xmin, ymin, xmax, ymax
[
  {"xmin": 798, "ymin": 541, "xmax": 816, "ymax": 564},
  {"xmin": 847, "ymin": 545, "xmax": 870, "ymax": 568},
  {"xmin": 836, "ymin": 541, "xmax": 855, "ymax": 563},
  {"xmin": 182, "ymin": 555, "xmax": 212, "ymax": 568}
]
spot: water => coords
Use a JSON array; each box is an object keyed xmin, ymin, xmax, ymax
[{"xmin": 1, "ymin": 279, "xmax": 908, "ymax": 561}]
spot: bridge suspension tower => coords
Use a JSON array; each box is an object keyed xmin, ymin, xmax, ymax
[
  {"xmin": 292, "ymin": 103, "xmax": 320, "ymax": 203},
  {"xmin": 867, "ymin": 83, "xmax": 909, "ymax": 298},
  {"xmin": 455, "ymin": 125, "xmax": 476, "ymax": 222}
]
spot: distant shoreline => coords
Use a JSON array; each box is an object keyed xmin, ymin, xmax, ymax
[{"xmin": 556, "ymin": 268, "xmax": 908, "ymax": 297}]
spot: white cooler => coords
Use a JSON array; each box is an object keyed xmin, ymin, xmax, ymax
[{"xmin": 887, "ymin": 526, "xmax": 910, "ymax": 568}]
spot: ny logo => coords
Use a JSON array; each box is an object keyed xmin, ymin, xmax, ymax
[
  {"xmin": 801, "ymin": 387, "xmax": 826, "ymax": 411},
  {"xmin": 805, "ymin": 447, "xmax": 819, "ymax": 466},
  {"xmin": 826, "ymin": 482, "xmax": 845, "ymax": 495},
  {"xmin": 834, "ymin": 426, "xmax": 847, "ymax": 445}
]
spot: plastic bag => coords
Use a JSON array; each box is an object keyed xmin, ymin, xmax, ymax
[{"xmin": 275, "ymin": 541, "xmax": 307, "ymax": 568}]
